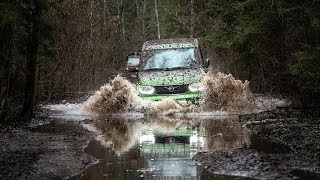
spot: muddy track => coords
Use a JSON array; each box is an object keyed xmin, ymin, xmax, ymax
[
  {"xmin": 194, "ymin": 108, "xmax": 320, "ymax": 179},
  {"xmin": 1, "ymin": 107, "xmax": 319, "ymax": 179},
  {"xmin": 0, "ymin": 119, "xmax": 96, "ymax": 180}
]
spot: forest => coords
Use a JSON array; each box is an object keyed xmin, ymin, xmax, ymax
[{"xmin": 1, "ymin": 0, "xmax": 320, "ymax": 122}]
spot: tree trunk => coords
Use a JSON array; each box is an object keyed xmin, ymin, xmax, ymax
[
  {"xmin": 102, "ymin": 0, "xmax": 107, "ymax": 33},
  {"xmin": 0, "ymin": 1, "xmax": 20, "ymax": 122},
  {"xmin": 89, "ymin": 0, "xmax": 95, "ymax": 89},
  {"xmin": 190, "ymin": 0, "xmax": 195, "ymax": 38},
  {"xmin": 142, "ymin": 0, "xmax": 146, "ymax": 39},
  {"xmin": 154, "ymin": 0, "xmax": 160, "ymax": 39},
  {"xmin": 9, "ymin": 19, "xmax": 18, "ymax": 94},
  {"xmin": 135, "ymin": 0, "xmax": 139, "ymax": 17},
  {"xmin": 120, "ymin": 0, "xmax": 125, "ymax": 39},
  {"xmin": 21, "ymin": 0, "xmax": 41, "ymax": 118}
]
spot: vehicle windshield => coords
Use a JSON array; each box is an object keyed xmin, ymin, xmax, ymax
[
  {"xmin": 142, "ymin": 48, "xmax": 197, "ymax": 71},
  {"xmin": 127, "ymin": 57, "xmax": 140, "ymax": 66}
]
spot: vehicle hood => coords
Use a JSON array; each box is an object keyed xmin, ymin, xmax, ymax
[{"xmin": 138, "ymin": 68, "xmax": 204, "ymax": 86}]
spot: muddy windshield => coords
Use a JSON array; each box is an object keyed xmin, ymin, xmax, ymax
[{"xmin": 142, "ymin": 48, "xmax": 197, "ymax": 71}]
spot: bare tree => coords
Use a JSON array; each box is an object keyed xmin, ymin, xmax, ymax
[
  {"xmin": 21, "ymin": 0, "xmax": 41, "ymax": 117},
  {"xmin": 154, "ymin": 0, "xmax": 160, "ymax": 39},
  {"xmin": 142, "ymin": 0, "xmax": 146, "ymax": 38},
  {"xmin": 190, "ymin": 0, "xmax": 195, "ymax": 38}
]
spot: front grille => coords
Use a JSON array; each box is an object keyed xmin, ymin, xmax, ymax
[{"xmin": 154, "ymin": 84, "xmax": 189, "ymax": 95}]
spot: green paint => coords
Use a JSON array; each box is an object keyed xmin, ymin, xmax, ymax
[
  {"xmin": 153, "ymin": 129, "xmax": 194, "ymax": 137},
  {"xmin": 140, "ymin": 143, "xmax": 196, "ymax": 152},
  {"xmin": 139, "ymin": 93, "xmax": 201, "ymax": 101}
]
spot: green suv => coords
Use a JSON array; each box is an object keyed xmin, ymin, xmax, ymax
[{"xmin": 137, "ymin": 38, "xmax": 207, "ymax": 102}]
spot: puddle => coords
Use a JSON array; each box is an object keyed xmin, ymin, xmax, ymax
[
  {"xmin": 70, "ymin": 115, "xmax": 251, "ymax": 179},
  {"xmin": 39, "ymin": 100, "xmax": 318, "ymax": 179}
]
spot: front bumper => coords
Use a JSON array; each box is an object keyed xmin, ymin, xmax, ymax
[{"xmin": 139, "ymin": 92, "xmax": 201, "ymax": 101}]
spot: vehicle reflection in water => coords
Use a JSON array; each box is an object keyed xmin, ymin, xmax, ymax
[{"xmin": 71, "ymin": 115, "xmax": 251, "ymax": 180}]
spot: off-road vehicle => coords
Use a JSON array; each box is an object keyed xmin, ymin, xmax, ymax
[{"xmin": 137, "ymin": 38, "xmax": 208, "ymax": 102}]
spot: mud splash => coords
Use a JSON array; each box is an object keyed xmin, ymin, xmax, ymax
[
  {"xmin": 201, "ymin": 72, "xmax": 256, "ymax": 112},
  {"xmin": 83, "ymin": 75, "xmax": 197, "ymax": 113},
  {"xmin": 83, "ymin": 72, "xmax": 258, "ymax": 114},
  {"xmin": 84, "ymin": 75, "xmax": 139, "ymax": 113},
  {"xmin": 42, "ymin": 103, "xmax": 94, "ymax": 120}
]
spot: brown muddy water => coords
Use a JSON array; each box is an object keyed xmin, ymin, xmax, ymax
[
  {"xmin": 40, "ymin": 73, "xmax": 288, "ymax": 179},
  {"xmin": 69, "ymin": 114, "xmax": 251, "ymax": 180},
  {"xmin": 39, "ymin": 73, "xmax": 297, "ymax": 179}
]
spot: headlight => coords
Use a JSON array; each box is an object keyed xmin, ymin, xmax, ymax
[
  {"xmin": 138, "ymin": 86, "xmax": 155, "ymax": 94},
  {"xmin": 188, "ymin": 83, "xmax": 204, "ymax": 92}
]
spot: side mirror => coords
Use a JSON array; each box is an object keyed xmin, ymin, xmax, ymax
[{"xmin": 203, "ymin": 58, "xmax": 210, "ymax": 68}]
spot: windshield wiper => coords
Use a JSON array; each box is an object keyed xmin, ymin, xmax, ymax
[
  {"xmin": 163, "ymin": 67, "xmax": 180, "ymax": 71},
  {"xmin": 144, "ymin": 66, "xmax": 194, "ymax": 71},
  {"xmin": 165, "ymin": 66, "xmax": 194, "ymax": 71},
  {"xmin": 143, "ymin": 68, "xmax": 163, "ymax": 71}
]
